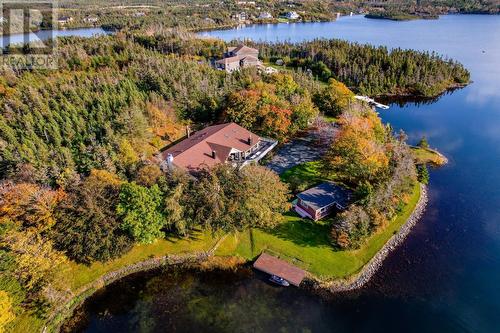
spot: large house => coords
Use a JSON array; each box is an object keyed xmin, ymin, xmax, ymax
[
  {"xmin": 159, "ymin": 122, "xmax": 277, "ymax": 173},
  {"xmin": 294, "ymin": 182, "xmax": 352, "ymax": 221},
  {"xmin": 215, "ymin": 44, "xmax": 262, "ymax": 72}
]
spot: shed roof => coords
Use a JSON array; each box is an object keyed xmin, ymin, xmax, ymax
[
  {"xmin": 297, "ymin": 182, "xmax": 352, "ymax": 211},
  {"xmin": 253, "ymin": 253, "xmax": 306, "ymax": 286}
]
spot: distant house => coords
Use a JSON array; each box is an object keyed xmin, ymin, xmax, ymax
[
  {"xmin": 284, "ymin": 11, "xmax": 300, "ymax": 20},
  {"xmin": 132, "ymin": 12, "xmax": 146, "ymax": 17},
  {"xmin": 294, "ymin": 182, "xmax": 352, "ymax": 221},
  {"xmin": 159, "ymin": 122, "xmax": 277, "ymax": 173},
  {"xmin": 57, "ymin": 16, "xmax": 73, "ymax": 25},
  {"xmin": 84, "ymin": 16, "xmax": 99, "ymax": 24},
  {"xmin": 258, "ymin": 12, "xmax": 273, "ymax": 19},
  {"xmin": 232, "ymin": 12, "xmax": 247, "ymax": 22},
  {"xmin": 215, "ymin": 56, "xmax": 241, "ymax": 73},
  {"xmin": 264, "ymin": 66, "xmax": 278, "ymax": 74},
  {"xmin": 215, "ymin": 44, "xmax": 262, "ymax": 72}
]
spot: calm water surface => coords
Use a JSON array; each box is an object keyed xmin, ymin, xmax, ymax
[
  {"xmin": 68, "ymin": 15, "xmax": 500, "ymax": 333},
  {"xmin": 1, "ymin": 28, "xmax": 109, "ymax": 48}
]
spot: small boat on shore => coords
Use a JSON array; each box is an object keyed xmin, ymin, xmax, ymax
[{"xmin": 269, "ymin": 275, "xmax": 290, "ymax": 287}]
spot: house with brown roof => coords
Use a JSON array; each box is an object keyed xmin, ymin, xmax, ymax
[
  {"xmin": 159, "ymin": 122, "xmax": 277, "ymax": 173},
  {"xmin": 294, "ymin": 182, "xmax": 352, "ymax": 221},
  {"xmin": 215, "ymin": 44, "xmax": 262, "ymax": 72}
]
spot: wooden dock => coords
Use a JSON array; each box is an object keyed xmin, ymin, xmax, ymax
[
  {"xmin": 253, "ymin": 253, "xmax": 306, "ymax": 286},
  {"xmin": 355, "ymin": 95, "xmax": 390, "ymax": 110}
]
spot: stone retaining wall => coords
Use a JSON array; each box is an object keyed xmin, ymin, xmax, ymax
[
  {"xmin": 309, "ymin": 183, "xmax": 428, "ymax": 293},
  {"xmin": 44, "ymin": 236, "xmax": 226, "ymax": 333}
]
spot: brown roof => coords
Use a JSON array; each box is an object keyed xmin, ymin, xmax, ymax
[
  {"xmin": 161, "ymin": 122, "xmax": 260, "ymax": 171},
  {"xmin": 231, "ymin": 44, "xmax": 258, "ymax": 56},
  {"xmin": 253, "ymin": 253, "xmax": 306, "ymax": 286},
  {"xmin": 216, "ymin": 55, "xmax": 241, "ymax": 64},
  {"xmin": 240, "ymin": 55, "xmax": 261, "ymax": 63}
]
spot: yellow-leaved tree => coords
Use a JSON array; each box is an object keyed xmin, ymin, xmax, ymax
[
  {"xmin": 323, "ymin": 107, "xmax": 390, "ymax": 185},
  {"xmin": 0, "ymin": 290, "xmax": 15, "ymax": 333}
]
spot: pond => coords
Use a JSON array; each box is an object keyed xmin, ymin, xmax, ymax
[
  {"xmin": 67, "ymin": 15, "xmax": 500, "ymax": 333},
  {"xmin": 1, "ymin": 27, "xmax": 110, "ymax": 48}
]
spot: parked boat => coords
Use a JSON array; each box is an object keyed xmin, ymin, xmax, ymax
[{"xmin": 269, "ymin": 275, "xmax": 290, "ymax": 287}]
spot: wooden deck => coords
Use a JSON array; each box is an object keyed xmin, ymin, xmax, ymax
[{"xmin": 253, "ymin": 253, "xmax": 306, "ymax": 286}]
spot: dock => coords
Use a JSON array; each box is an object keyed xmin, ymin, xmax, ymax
[
  {"xmin": 355, "ymin": 95, "xmax": 390, "ymax": 110},
  {"xmin": 253, "ymin": 253, "xmax": 306, "ymax": 286}
]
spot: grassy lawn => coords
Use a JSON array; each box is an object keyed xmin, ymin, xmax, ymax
[
  {"xmin": 216, "ymin": 183, "xmax": 421, "ymax": 280},
  {"xmin": 53, "ymin": 231, "xmax": 218, "ymax": 292},
  {"xmin": 8, "ymin": 231, "xmax": 219, "ymax": 333},
  {"xmin": 411, "ymin": 146, "xmax": 447, "ymax": 166},
  {"xmin": 280, "ymin": 160, "xmax": 325, "ymax": 188}
]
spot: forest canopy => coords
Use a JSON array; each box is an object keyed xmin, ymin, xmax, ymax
[
  {"xmin": 252, "ymin": 39, "xmax": 470, "ymax": 97},
  {"xmin": 0, "ymin": 24, "xmax": 467, "ymax": 332}
]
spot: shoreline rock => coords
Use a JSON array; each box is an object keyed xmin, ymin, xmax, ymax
[
  {"xmin": 47, "ymin": 184, "xmax": 428, "ymax": 330},
  {"xmin": 308, "ymin": 183, "xmax": 428, "ymax": 293}
]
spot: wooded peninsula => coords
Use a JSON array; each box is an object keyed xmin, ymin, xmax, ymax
[{"xmin": 0, "ymin": 7, "xmax": 466, "ymax": 333}]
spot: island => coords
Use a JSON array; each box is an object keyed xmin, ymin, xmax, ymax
[{"xmin": 365, "ymin": 12, "xmax": 439, "ymax": 21}]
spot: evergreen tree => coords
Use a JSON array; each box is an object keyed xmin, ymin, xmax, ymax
[
  {"xmin": 418, "ymin": 136, "xmax": 430, "ymax": 149},
  {"xmin": 418, "ymin": 164, "xmax": 430, "ymax": 184}
]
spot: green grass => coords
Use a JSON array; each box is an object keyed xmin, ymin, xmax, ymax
[
  {"xmin": 54, "ymin": 231, "xmax": 218, "ymax": 291},
  {"xmin": 8, "ymin": 231, "xmax": 218, "ymax": 333},
  {"xmin": 411, "ymin": 146, "xmax": 447, "ymax": 166},
  {"xmin": 216, "ymin": 183, "xmax": 421, "ymax": 280},
  {"xmin": 10, "ymin": 162, "xmax": 420, "ymax": 331},
  {"xmin": 280, "ymin": 160, "xmax": 324, "ymax": 187}
]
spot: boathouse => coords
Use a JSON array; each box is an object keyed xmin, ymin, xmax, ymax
[{"xmin": 253, "ymin": 253, "xmax": 306, "ymax": 286}]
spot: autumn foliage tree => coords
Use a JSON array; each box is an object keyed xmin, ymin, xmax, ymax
[
  {"xmin": 326, "ymin": 104, "xmax": 417, "ymax": 249},
  {"xmin": 314, "ymin": 78, "xmax": 354, "ymax": 117},
  {"xmin": 51, "ymin": 170, "xmax": 134, "ymax": 264},
  {"xmin": 0, "ymin": 290, "xmax": 14, "ymax": 333},
  {"xmin": 322, "ymin": 106, "xmax": 390, "ymax": 186},
  {"xmin": 224, "ymin": 74, "xmax": 318, "ymax": 141}
]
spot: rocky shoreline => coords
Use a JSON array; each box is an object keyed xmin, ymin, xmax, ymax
[
  {"xmin": 48, "ymin": 184, "xmax": 428, "ymax": 330},
  {"xmin": 309, "ymin": 183, "xmax": 428, "ymax": 293}
]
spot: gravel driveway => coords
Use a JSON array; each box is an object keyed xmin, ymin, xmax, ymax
[{"xmin": 266, "ymin": 121, "xmax": 336, "ymax": 174}]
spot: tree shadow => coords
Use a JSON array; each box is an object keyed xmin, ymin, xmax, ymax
[{"xmin": 163, "ymin": 227, "xmax": 205, "ymax": 243}]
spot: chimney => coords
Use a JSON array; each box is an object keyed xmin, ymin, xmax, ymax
[
  {"xmin": 212, "ymin": 150, "xmax": 216, "ymax": 159},
  {"xmin": 186, "ymin": 125, "xmax": 191, "ymax": 138},
  {"xmin": 247, "ymin": 136, "xmax": 252, "ymax": 145},
  {"xmin": 166, "ymin": 153, "xmax": 174, "ymax": 170}
]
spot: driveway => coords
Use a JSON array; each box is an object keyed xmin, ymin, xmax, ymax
[{"xmin": 266, "ymin": 121, "xmax": 336, "ymax": 174}]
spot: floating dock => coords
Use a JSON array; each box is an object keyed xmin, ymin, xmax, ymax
[
  {"xmin": 253, "ymin": 253, "xmax": 306, "ymax": 286},
  {"xmin": 355, "ymin": 95, "xmax": 390, "ymax": 110}
]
